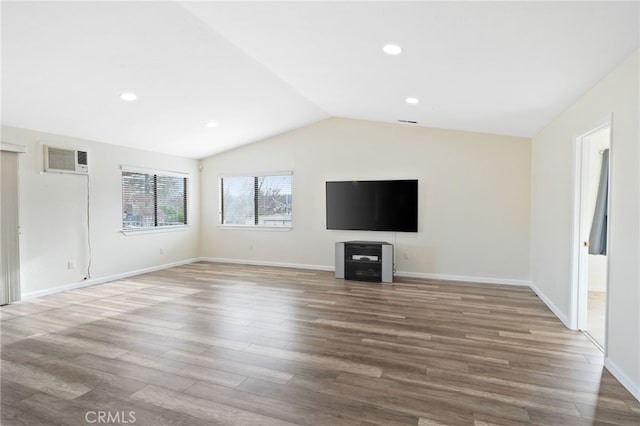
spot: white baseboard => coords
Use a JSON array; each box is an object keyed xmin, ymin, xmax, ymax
[
  {"xmin": 528, "ymin": 280, "xmax": 572, "ymax": 328},
  {"xmin": 198, "ymin": 257, "xmax": 334, "ymax": 272},
  {"xmin": 394, "ymin": 270, "xmax": 531, "ymax": 287},
  {"xmin": 21, "ymin": 258, "xmax": 201, "ymax": 300},
  {"xmin": 200, "ymin": 257, "xmax": 530, "ymax": 287},
  {"xmin": 21, "ymin": 257, "xmax": 528, "ymax": 300},
  {"xmin": 604, "ymin": 357, "xmax": 640, "ymax": 402}
]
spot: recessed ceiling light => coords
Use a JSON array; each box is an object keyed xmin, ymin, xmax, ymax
[
  {"xmin": 120, "ymin": 92, "xmax": 137, "ymax": 101},
  {"xmin": 383, "ymin": 44, "xmax": 402, "ymax": 55},
  {"xmin": 206, "ymin": 121, "xmax": 218, "ymax": 128},
  {"xmin": 405, "ymin": 97, "xmax": 419, "ymax": 105}
]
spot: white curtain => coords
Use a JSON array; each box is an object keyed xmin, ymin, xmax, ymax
[{"xmin": 1, "ymin": 150, "xmax": 21, "ymax": 305}]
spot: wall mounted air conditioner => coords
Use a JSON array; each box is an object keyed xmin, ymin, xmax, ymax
[{"xmin": 43, "ymin": 145, "xmax": 88, "ymax": 174}]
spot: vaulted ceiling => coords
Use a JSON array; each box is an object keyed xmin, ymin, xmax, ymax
[{"xmin": 2, "ymin": 1, "xmax": 639, "ymax": 159}]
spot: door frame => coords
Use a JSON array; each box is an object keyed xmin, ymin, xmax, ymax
[{"xmin": 570, "ymin": 115, "xmax": 612, "ymax": 351}]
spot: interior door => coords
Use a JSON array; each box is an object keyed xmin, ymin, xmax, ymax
[{"xmin": 576, "ymin": 125, "xmax": 610, "ymax": 350}]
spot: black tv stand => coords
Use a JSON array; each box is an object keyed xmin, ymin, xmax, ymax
[{"xmin": 335, "ymin": 241, "xmax": 393, "ymax": 283}]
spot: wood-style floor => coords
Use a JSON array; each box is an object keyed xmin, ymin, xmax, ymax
[{"xmin": 1, "ymin": 262, "xmax": 638, "ymax": 425}]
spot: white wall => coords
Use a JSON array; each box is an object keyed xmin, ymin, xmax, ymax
[
  {"xmin": 531, "ymin": 50, "xmax": 639, "ymax": 399},
  {"xmin": 200, "ymin": 117, "xmax": 531, "ymax": 285},
  {"xmin": 1, "ymin": 125, "xmax": 201, "ymax": 296}
]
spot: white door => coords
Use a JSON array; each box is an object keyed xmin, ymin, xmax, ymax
[{"xmin": 574, "ymin": 123, "xmax": 611, "ymax": 351}]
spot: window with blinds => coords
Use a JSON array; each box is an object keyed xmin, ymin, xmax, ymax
[
  {"xmin": 122, "ymin": 168, "xmax": 188, "ymax": 231},
  {"xmin": 220, "ymin": 173, "xmax": 292, "ymax": 228}
]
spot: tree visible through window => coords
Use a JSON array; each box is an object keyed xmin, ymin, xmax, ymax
[
  {"xmin": 220, "ymin": 174, "xmax": 292, "ymax": 227},
  {"xmin": 122, "ymin": 169, "xmax": 188, "ymax": 230}
]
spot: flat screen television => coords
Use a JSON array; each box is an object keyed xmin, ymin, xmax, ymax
[{"xmin": 325, "ymin": 179, "xmax": 418, "ymax": 232}]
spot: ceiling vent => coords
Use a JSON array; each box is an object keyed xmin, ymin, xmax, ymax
[{"xmin": 44, "ymin": 145, "xmax": 88, "ymax": 174}]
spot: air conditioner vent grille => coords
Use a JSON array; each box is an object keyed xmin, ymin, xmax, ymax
[{"xmin": 48, "ymin": 147, "xmax": 76, "ymax": 171}]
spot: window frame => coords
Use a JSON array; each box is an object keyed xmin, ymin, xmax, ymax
[
  {"xmin": 121, "ymin": 165, "xmax": 189, "ymax": 235},
  {"xmin": 218, "ymin": 171, "xmax": 293, "ymax": 231}
]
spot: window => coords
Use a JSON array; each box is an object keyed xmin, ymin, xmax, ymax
[
  {"xmin": 220, "ymin": 173, "xmax": 292, "ymax": 228},
  {"xmin": 122, "ymin": 167, "xmax": 188, "ymax": 231}
]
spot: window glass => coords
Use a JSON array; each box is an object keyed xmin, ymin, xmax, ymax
[{"xmin": 220, "ymin": 173, "xmax": 292, "ymax": 228}]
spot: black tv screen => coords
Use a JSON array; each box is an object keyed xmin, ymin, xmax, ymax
[{"xmin": 326, "ymin": 180, "xmax": 418, "ymax": 232}]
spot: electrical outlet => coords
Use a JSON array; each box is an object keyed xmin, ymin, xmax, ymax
[
  {"xmin": 67, "ymin": 260, "xmax": 74, "ymax": 270},
  {"xmin": 159, "ymin": 248, "xmax": 164, "ymax": 255},
  {"xmin": 402, "ymin": 252, "xmax": 409, "ymax": 260}
]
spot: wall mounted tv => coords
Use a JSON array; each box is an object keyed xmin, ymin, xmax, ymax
[{"xmin": 325, "ymin": 179, "xmax": 418, "ymax": 232}]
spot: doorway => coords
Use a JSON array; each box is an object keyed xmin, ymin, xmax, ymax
[{"xmin": 574, "ymin": 121, "xmax": 611, "ymax": 351}]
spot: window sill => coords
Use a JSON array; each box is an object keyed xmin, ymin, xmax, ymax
[
  {"xmin": 121, "ymin": 226, "xmax": 189, "ymax": 236},
  {"xmin": 218, "ymin": 225, "xmax": 292, "ymax": 232}
]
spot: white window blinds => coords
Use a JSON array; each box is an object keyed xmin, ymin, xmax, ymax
[{"xmin": 122, "ymin": 167, "xmax": 188, "ymax": 230}]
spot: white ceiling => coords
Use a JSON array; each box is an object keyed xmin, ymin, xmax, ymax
[{"xmin": 2, "ymin": 1, "xmax": 639, "ymax": 159}]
